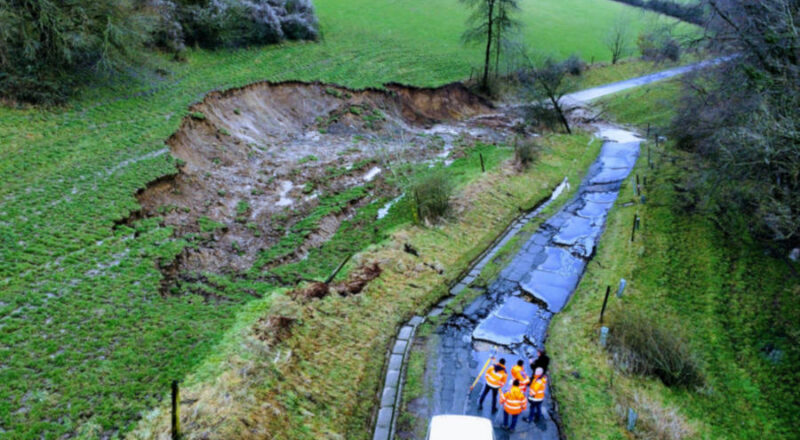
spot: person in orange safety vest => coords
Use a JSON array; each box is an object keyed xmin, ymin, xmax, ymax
[
  {"xmin": 524, "ymin": 367, "xmax": 548, "ymax": 423},
  {"xmin": 500, "ymin": 379, "xmax": 527, "ymax": 431},
  {"xmin": 477, "ymin": 358, "xmax": 506, "ymax": 413},
  {"xmin": 511, "ymin": 359, "xmax": 530, "ymax": 392}
]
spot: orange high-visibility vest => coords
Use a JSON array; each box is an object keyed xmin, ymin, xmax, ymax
[
  {"xmin": 529, "ymin": 375, "xmax": 548, "ymax": 402},
  {"xmin": 485, "ymin": 364, "xmax": 507, "ymax": 389},
  {"xmin": 500, "ymin": 385, "xmax": 528, "ymax": 415},
  {"xmin": 511, "ymin": 365, "xmax": 530, "ymax": 391}
]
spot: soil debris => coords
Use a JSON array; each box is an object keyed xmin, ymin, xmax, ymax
[{"xmin": 125, "ymin": 80, "xmax": 522, "ymax": 295}]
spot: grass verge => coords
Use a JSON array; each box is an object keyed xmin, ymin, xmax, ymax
[{"xmin": 547, "ymin": 81, "xmax": 800, "ymax": 439}]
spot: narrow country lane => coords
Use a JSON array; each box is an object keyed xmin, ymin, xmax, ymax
[
  {"xmin": 375, "ymin": 63, "xmax": 725, "ymax": 440},
  {"xmin": 409, "ymin": 126, "xmax": 640, "ymax": 440}
]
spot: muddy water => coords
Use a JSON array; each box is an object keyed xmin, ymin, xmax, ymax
[{"xmin": 408, "ymin": 128, "xmax": 640, "ymax": 440}]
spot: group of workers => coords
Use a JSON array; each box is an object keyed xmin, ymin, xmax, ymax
[{"xmin": 477, "ymin": 349, "xmax": 551, "ymax": 432}]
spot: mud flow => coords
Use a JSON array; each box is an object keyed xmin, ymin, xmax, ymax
[{"xmin": 132, "ymin": 81, "xmax": 522, "ymax": 290}]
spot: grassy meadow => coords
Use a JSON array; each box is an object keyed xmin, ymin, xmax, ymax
[
  {"xmin": 0, "ymin": 0, "xmax": 695, "ymax": 438},
  {"xmin": 547, "ymin": 81, "xmax": 800, "ymax": 439}
]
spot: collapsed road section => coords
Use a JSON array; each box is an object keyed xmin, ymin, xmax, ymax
[{"xmin": 397, "ymin": 127, "xmax": 641, "ymax": 440}]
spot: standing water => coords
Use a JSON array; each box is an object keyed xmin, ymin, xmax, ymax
[{"xmin": 406, "ymin": 128, "xmax": 641, "ymax": 440}]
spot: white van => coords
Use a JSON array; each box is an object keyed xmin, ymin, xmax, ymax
[{"xmin": 427, "ymin": 415, "xmax": 495, "ymax": 440}]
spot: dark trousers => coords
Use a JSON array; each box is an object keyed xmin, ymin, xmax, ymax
[
  {"xmin": 478, "ymin": 385, "xmax": 499, "ymax": 411},
  {"xmin": 528, "ymin": 400, "xmax": 543, "ymax": 421},
  {"xmin": 503, "ymin": 411, "xmax": 519, "ymax": 430}
]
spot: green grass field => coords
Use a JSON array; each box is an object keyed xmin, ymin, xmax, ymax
[
  {"xmin": 547, "ymin": 82, "xmax": 800, "ymax": 439},
  {"xmin": 0, "ymin": 0, "xmax": 695, "ymax": 438}
]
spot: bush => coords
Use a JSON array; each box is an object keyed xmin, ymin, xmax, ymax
[
  {"xmin": 0, "ymin": 0, "xmax": 151, "ymax": 103},
  {"xmin": 563, "ymin": 54, "xmax": 587, "ymax": 76},
  {"xmin": 0, "ymin": 0, "xmax": 320, "ymax": 103},
  {"xmin": 637, "ymin": 29, "xmax": 681, "ymax": 62},
  {"xmin": 176, "ymin": 0, "xmax": 319, "ymax": 49},
  {"xmin": 608, "ymin": 308, "xmax": 703, "ymax": 387},
  {"xmin": 410, "ymin": 169, "xmax": 454, "ymax": 224},
  {"xmin": 514, "ymin": 138, "xmax": 541, "ymax": 169}
]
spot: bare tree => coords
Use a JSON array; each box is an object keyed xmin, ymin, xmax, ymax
[
  {"xmin": 604, "ymin": 18, "xmax": 631, "ymax": 64},
  {"xmin": 461, "ymin": 0, "xmax": 497, "ymax": 90},
  {"xmin": 519, "ymin": 58, "xmax": 575, "ymax": 134}
]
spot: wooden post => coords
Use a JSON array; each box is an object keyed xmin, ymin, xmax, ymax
[
  {"xmin": 479, "ymin": 153, "xmax": 485, "ymax": 173},
  {"xmin": 646, "ymin": 123, "xmax": 651, "ymax": 138},
  {"xmin": 600, "ymin": 326, "xmax": 609, "ymax": 347},
  {"xmin": 627, "ymin": 408, "xmax": 638, "ymax": 431},
  {"xmin": 171, "ymin": 380, "xmax": 180, "ymax": 440},
  {"xmin": 635, "ymin": 174, "xmax": 640, "ymax": 196},
  {"xmin": 599, "ymin": 285, "xmax": 611, "ymax": 323},
  {"xmin": 325, "ymin": 254, "xmax": 352, "ymax": 284},
  {"xmin": 630, "ymin": 214, "xmax": 638, "ymax": 242}
]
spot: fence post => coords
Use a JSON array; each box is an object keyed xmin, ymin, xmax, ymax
[
  {"xmin": 479, "ymin": 153, "xmax": 485, "ymax": 173},
  {"xmin": 630, "ymin": 214, "xmax": 638, "ymax": 242},
  {"xmin": 600, "ymin": 326, "xmax": 609, "ymax": 347},
  {"xmin": 599, "ymin": 285, "xmax": 611, "ymax": 323},
  {"xmin": 171, "ymin": 380, "xmax": 180, "ymax": 440},
  {"xmin": 627, "ymin": 408, "xmax": 638, "ymax": 432}
]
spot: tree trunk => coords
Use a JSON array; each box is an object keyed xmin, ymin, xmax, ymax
[
  {"xmin": 483, "ymin": 0, "xmax": 495, "ymax": 90},
  {"xmin": 495, "ymin": 4, "xmax": 502, "ymax": 80},
  {"xmin": 550, "ymin": 96, "xmax": 572, "ymax": 134}
]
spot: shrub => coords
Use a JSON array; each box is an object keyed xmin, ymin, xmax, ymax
[
  {"xmin": 0, "ymin": 0, "xmax": 152, "ymax": 103},
  {"xmin": 176, "ymin": 0, "xmax": 319, "ymax": 49},
  {"xmin": 608, "ymin": 308, "xmax": 703, "ymax": 387},
  {"xmin": 637, "ymin": 29, "xmax": 681, "ymax": 62},
  {"xmin": 563, "ymin": 54, "xmax": 587, "ymax": 76},
  {"xmin": 410, "ymin": 169, "xmax": 454, "ymax": 224},
  {"xmin": 514, "ymin": 138, "xmax": 540, "ymax": 169}
]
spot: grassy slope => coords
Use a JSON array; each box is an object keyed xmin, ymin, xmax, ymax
[
  {"xmin": 547, "ymin": 81, "xmax": 800, "ymax": 439},
  {"xmin": 0, "ymin": 0, "xmax": 695, "ymax": 437},
  {"xmin": 130, "ymin": 133, "xmax": 600, "ymax": 439}
]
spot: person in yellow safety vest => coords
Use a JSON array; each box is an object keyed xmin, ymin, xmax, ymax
[
  {"xmin": 511, "ymin": 359, "xmax": 530, "ymax": 392},
  {"xmin": 499, "ymin": 379, "xmax": 527, "ymax": 432},
  {"xmin": 477, "ymin": 358, "xmax": 506, "ymax": 413},
  {"xmin": 524, "ymin": 367, "xmax": 548, "ymax": 423}
]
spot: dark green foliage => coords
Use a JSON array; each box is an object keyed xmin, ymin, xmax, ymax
[
  {"xmin": 0, "ymin": 0, "xmax": 320, "ymax": 103},
  {"xmin": 0, "ymin": 0, "xmax": 150, "ymax": 103},
  {"xmin": 410, "ymin": 168, "xmax": 454, "ymax": 223},
  {"xmin": 563, "ymin": 54, "xmax": 586, "ymax": 76},
  {"xmin": 609, "ymin": 308, "xmax": 703, "ymax": 387}
]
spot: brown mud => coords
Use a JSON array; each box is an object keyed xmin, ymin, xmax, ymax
[{"xmin": 129, "ymin": 80, "xmax": 525, "ymax": 293}]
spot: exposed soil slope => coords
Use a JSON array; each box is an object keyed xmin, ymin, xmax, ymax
[{"xmin": 130, "ymin": 81, "xmax": 515, "ymax": 290}]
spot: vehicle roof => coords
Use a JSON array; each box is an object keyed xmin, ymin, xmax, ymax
[{"xmin": 428, "ymin": 415, "xmax": 494, "ymax": 440}]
